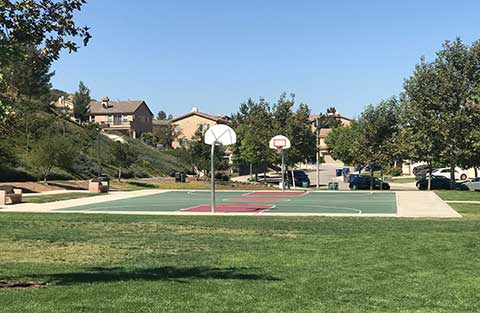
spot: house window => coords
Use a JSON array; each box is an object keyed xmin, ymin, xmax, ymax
[
  {"xmin": 113, "ymin": 115, "xmax": 123, "ymax": 125},
  {"xmin": 90, "ymin": 115, "xmax": 95, "ymax": 122},
  {"xmin": 122, "ymin": 115, "xmax": 128, "ymax": 122},
  {"xmin": 196, "ymin": 123, "xmax": 210, "ymax": 133},
  {"xmin": 107, "ymin": 115, "xmax": 113, "ymax": 122}
]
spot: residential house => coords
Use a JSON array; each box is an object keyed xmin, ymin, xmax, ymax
[
  {"xmin": 52, "ymin": 95, "xmax": 74, "ymax": 115},
  {"xmin": 308, "ymin": 113, "xmax": 351, "ymax": 164},
  {"xmin": 169, "ymin": 107, "xmax": 230, "ymax": 148},
  {"xmin": 88, "ymin": 97, "xmax": 153, "ymax": 139}
]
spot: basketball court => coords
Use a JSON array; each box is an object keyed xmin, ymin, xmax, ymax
[
  {"xmin": 52, "ymin": 190, "xmax": 397, "ymax": 215},
  {"xmin": 0, "ymin": 189, "xmax": 461, "ymax": 217}
]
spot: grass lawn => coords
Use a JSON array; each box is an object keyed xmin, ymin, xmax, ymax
[
  {"xmin": 435, "ymin": 190, "xmax": 480, "ymax": 201},
  {"xmin": 1, "ymin": 205, "xmax": 480, "ymax": 312},
  {"xmin": 23, "ymin": 192, "xmax": 103, "ymax": 204},
  {"xmin": 110, "ymin": 180, "xmax": 277, "ymax": 191},
  {"xmin": 391, "ymin": 177, "xmax": 417, "ymax": 184}
]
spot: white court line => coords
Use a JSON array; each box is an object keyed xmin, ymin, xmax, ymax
[
  {"xmin": 255, "ymin": 204, "xmax": 277, "ymax": 215},
  {"xmin": 262, "ymin": 205, "xmax": 362, "ymax": 214}
]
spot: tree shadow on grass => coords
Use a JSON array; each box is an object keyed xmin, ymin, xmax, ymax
[{"xmin": 24, "ymin": 266, "xmax": 281, "ymax": 285}]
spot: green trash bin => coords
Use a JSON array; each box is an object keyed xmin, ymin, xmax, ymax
[
  {"xmin": 302, "ymin": 181, "xmax": 309, "ymax": 188},
  {"xmin": 332, "ymin": 182, "xmax": 339, "ymax": 190}
]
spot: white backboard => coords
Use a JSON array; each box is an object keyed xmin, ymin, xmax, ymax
[
  {"xmin": 269, "ymin": 135, "xmax": 291, "ymax": 150},
  {"xmin": 204, "ymin": 124, "xmax": 237, "ymax": 146}
]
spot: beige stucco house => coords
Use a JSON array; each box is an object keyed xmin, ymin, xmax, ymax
[
  {"xmin": 88, "ymin": 97, "xmax": 153, "ymax": 139},
  {"xmin": 308, "ymin": 113, "xmax": 351, "ymax": 164},
  {"xmin": 170, "ymin": 108, "xmax": 230, "ymax": 148}
]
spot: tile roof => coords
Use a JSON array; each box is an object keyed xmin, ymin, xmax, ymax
[
  {"xmin": 153, "ymin": 119, "xmax": 170, "ymax": 126},
  {"xmin": 170, "ymin": 111, "xmax": 230, "ymax": 123},
  {"xmin": 89, "ymin": 100, "xmax": 151, "ymax": 115},
  {"xmin": 308, "ymin": 114, "xmax": 351, "ymax": 122}
]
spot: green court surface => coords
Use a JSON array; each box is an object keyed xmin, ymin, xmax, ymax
[{"xmin": 57, "ymin": 191, "xmax": 398, "ymax": 215}]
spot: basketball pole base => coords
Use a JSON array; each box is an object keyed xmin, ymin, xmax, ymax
[{"xmin": 211, "ymin": 143, "xmax": 215, "ymax": 213}]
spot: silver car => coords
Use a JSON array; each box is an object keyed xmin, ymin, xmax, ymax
[{"xmin": 463, "ymin": 178, "xmax": 480, "ymax": 191}]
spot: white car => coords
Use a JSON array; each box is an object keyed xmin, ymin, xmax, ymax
[
  {"xmin": 430, "ymin": 168, "xmax": 468, "ymax": 181},
  {"xmin": 463, "ymin": 178, "xmax": 480, "ymax": 191}
]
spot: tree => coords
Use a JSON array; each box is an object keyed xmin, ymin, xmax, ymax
[
  {"xmin": 316, "ymin": 107, "xmax": 343, "ymax": 129},
  {"xmin": 401, "ymin": 39, "xmax": 480, "ymax": 189},
  {"xmin": 73, "ymin": 81, "xmax": 91, "ymax": 123},
  {"xmin": 356, "ymin": 98, "xmax": 400, "ymax": 190},
  {"xmin": 29, "ymin": 135, "xmax": 79, "ymax": 183},
  {"xmin": 156, "ymin": 110, "xmax": 167, "ymax": 120},
  {"xmin": 141, "ymin": 132, "xmax": 157, "ymax": 146},
  {"xmin": 110, "ymin": 142, "xmax": 139, "ymax": 182},
  {"xmin": 432, "ymin": 39, "xmax": 480, "ymax": 188},
  {"xmin": 153, "ymin": 123, "xmax": 180, "ymax": 148},
  {"xmin": 189, "ymin": 129, "xmax": 226, "ymax": 180},
  {"xmin": 0, "ymin": 0, "xmax": 91, "ymax": 63},
  {"xmin": 288, "ymin": 103, "xmax": 316, "ymax": 164},
  {"xmin": 271, "ymin": 93, "xmax": 316, "ymax": 166},
  {"xmin": 325, "ymin": 121, "xmax": 361, "ymax": 165},
  {"xmin": 0, "ymin": 0, "xmax": 90, "ymax": 128},
  {"xmin": 231, "ymin": 98, "xmax": 273, "ymax": 180},
  {"xmin": 401, "ymin": 59, "xmax": 444, "ymax": 190}
]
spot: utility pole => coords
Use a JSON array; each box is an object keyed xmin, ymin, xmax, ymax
[{"xmin": 316, "ymin": 117, "xmax": 321, "ymax": 189}]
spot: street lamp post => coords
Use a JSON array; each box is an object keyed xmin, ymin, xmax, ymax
[{"xmin": 316, "ymin": 117, "xmax": 321, "ymax": 189}]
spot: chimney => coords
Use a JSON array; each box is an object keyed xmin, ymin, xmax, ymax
[
  {"xmin": 191, "ymin": 107, "xmax": 199, "ymax": 113},
  {"xmin": 101, "ymin": 96, "xmax": 110, "ymax": 108}
]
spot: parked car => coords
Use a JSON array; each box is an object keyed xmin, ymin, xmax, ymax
[
  {"xmin": 462, "ymin": 178, "xmax": 480, "ymax": 192},
  {"xmin": 416, "ymin": 175, "xmax": 469, "ymax": 190},
  {"xmin": 349, "ymin": 175, "xmax": 390, "ymax": 190},
  {"xmin": 285, "ymin": 170, "xmax": 310, "ymax": 187},
  {"xmin": 413, "ymin": 164, "xmax": 431, "ymax": 178},
  {"xmin": 356, "ymin": 163, "xmax": 382, "ymax": 172},
  {"xmin": 428, "ymin": 168, "xmax": 468, "ymax": 181}
]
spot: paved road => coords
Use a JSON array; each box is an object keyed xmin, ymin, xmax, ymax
[{"xmin": 304, "ymin": 163, "xmax": 350, "ymax": 190}]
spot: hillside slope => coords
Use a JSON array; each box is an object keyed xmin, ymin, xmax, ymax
[{"xmin": 1, "ymin": 112, "xmax": 191, "ymax": 182}]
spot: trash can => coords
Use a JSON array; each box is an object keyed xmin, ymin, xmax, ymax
[
  {"xmin": 332, "ymin": 182, "xmax": 339, "ymax": 190},
  {"xmin": 175, "ymin": 172, "xmax": 181, "ymax": 183},
  {"xmin": 343, "ymin": 167, "xmax": 350, "ymax": 176},
  {"xmin": 180, "ymin": 173, "xmax": 187, "ymax": 183},
  {"xmin": 302, "ymin": 181, "xmax": 309, "ymax": 188},
  {"xmin": 328, "ymin": 182, "xmax": 333, "ymax": 190},
  {"xmin": 335, "ymin": 169, "xmax": 342, "ymax": 177},
  {"xmin": 349, "ymin": 174, "xmax": 359, "ymax": 184}
]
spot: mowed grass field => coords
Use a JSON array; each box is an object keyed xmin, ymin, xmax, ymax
[{"xmin": 0, "ymin": 197, "xmax": 479, "ymax": 312}]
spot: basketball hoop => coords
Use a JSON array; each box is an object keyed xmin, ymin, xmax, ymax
[
  {"xmin": 269, "ymin": 135, "xmax": 291, "ymax": 191},
  {"xmin": 204, "ymin": 125, "xmax": 237, "ymax": 214},
  {"xmin": 269, "ymin": 135, "xmax": 291, "ymax": 150}
]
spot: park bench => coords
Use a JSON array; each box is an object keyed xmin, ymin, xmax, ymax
[{"xmin": 0, "ymin": 186, "xmax": 23, "ymax": 206}]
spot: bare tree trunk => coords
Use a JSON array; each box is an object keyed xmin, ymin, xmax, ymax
[
  {"xmin": 118, "ymin": 167, "xmax": 122, "ymax": 182},
  {"xmin": 427, "ymin": 161, "xmax": 432, "ymax": 191},
  {"xmin": 475, "ymin": 167, "xmax": 478, "ymax": 178},
  {"xmin": 380, "ymin": 168, "xmax": 383, "ymax": 191},
  {"xmin": 450, "ymin": 160, "xmax": 456, "ymax": 190},
  {"xmin": 370, "ymin": 168, "xmax": 374, "ymax": 191},
  {"xmin": 263, "ymin": 163, "xmax": 267, "ymax": 185},
  {"xmin": 43, "ymin": 166, "xmax": 51, "ymax": 184}
]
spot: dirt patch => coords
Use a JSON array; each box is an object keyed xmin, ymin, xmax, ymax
[{"xmin": 0, "ymin": 280, "xmax": 46, "ymax": 289}]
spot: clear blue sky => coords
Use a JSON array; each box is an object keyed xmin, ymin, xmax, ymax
[{"xmin": 51, "ymin": 0, "xmax": 480, "ymax": 119}]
